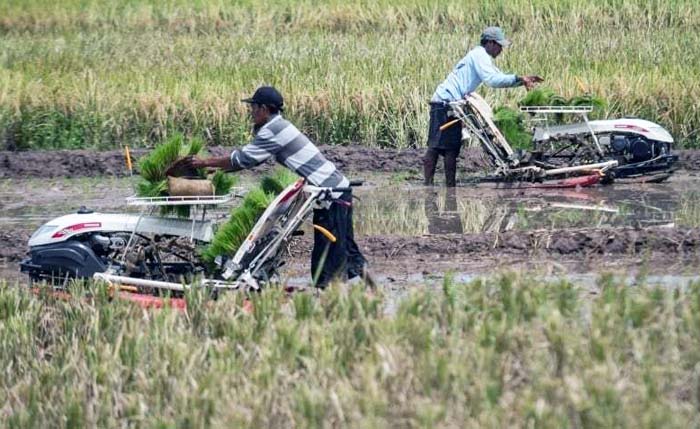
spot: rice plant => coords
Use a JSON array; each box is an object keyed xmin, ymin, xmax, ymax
[
  {"xmin": 1, "ymin": 273, "xmax": 699, "ymax": 427},
  {"xmin": 136, "ymin": 133, "xmax": 236, "ymax": 216},
  {"xmin": 1, "ymin": 0, "xmax": 699, "ymax": 150},
  {"xmin": 201, "ymin": 167, "xmax": 298, "ymax": 265}
]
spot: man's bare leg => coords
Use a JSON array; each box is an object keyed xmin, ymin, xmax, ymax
[
  {"xmin": 444, "ymin": 149, "xmax": 458, "ymax": 187},
  {"xmin": 423, "ymin": 148, "xmax": 440, "ymax": 186}
]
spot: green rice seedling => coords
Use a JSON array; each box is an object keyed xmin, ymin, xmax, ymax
[
  {"xmin": 260, "ymin": 167, "xmax": 299, "ymax": 195},
  {"xmin": 137, "ymin": 134, "xmax": 185, "ymax": 183},
  {"xmin": 211, "ymin": 170, "xmax": 238, "ymax": 196},
  {"xmin": 569, "ymin": 94, "xmax": 607, "ymax": 111},
  {"xmin": 242, "ymin": 187, "xmax": 275, "ymax": 212},
  {"xmin": 519, "ymin": 88, "xmax": 607, "ymax": 112},
  {"xmin": 135, "ymin": 179, "xmax": 167, "ymax": 199},
  {"xmin": 493, "ymin": 106, "xmax": 532, "ymax": 150},
  {"xmin": 136, "ymin": 133, "xmax": 237, "ymax": 216},
  {"xmin": 512, "ymin": 87, "xmax": 609, "ymax": 128},
  {"xmin": 518, "ymin": 88, "xmax": 557, "ymax": 107},
  {"xmin": 201, "ymin": 205, "xmax": 260, "ymax": 263},
  {"xmin": 201, "ymin": 169, "xmax": 298, "ymax": 265}
]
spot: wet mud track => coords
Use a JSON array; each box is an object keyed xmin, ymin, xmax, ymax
[
  {"xmin": 2, "ymin": 151, "xmax": 700, "ymax": 286},
  {"xmin": 5, "ymin": 225, "xmax": 700, "ymax": 264},
  {"xmin": 3, "ymin": 223, "xmax": 700, "ymax": 284},
  {"xmin": 5, "ymin": 146, "xmax": 700, "ymax": 179}
]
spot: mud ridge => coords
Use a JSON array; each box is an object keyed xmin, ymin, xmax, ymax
[
  {"xmin": 0, "ymin": 229, "xmax": 31, "ymax": 264},
  {"xmin": 13, "ymin": 146, "xmax": 700, "ymax": 179},
  {"xmin": 5, "ymin": 226, "xmax": 699, "ymax": 264},
  {"xmin": 359, "ymin": 227, "xmax": 700, "ymax": 258}
]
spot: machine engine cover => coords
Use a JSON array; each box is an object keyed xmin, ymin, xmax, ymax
[
  {"xmin": 21, "ymin": 240, "xmax": 106, "ymax": 280},
  {"xmin": 629, "ymin": 137, "xmax": 653, "ymax": 162},
  {"xmin": 611, "ymin": 135, "xmax": 628, "ymax": 153}
]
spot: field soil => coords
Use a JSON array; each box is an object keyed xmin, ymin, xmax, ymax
[
  {"xmin": 4, "ymin": 146, "xmax": 700, "ymax": 179},
  {"xmin": 3, "ymin": 222, "xmax": 700, "ymax": 285},
  {"xmin": 2, "ymin": 148, "xmax": 700, "ymax": 286}
]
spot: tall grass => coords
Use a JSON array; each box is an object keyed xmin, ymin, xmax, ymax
[
  {"xmin": 1, "ymin": 0, "xmax": 700, "ymax": 150},
  {"xmin": 1, "ymin": 273, "xmax": 700, "ymax": 426}
]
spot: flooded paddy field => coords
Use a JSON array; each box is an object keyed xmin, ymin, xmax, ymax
[{"xmin": 1, "ymin": 168, "xmax": 699, "ymax": 287}]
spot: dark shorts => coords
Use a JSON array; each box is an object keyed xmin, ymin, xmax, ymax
[
  {"xmin": 428, "ymin": 102, "xmax": 462, "ymax": 151},
  {"xmin": 311, "ymin": 191, "xmax": 366, "ymax": 288}
]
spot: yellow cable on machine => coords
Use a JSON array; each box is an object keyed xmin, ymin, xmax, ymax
[{"xmin": 313, "ymin": 225, "xmax": 337, "ymax": 243}]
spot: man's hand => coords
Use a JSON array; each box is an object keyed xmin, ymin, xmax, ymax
[
  {"xmin": 166, "ymin": 155, "xmax": 231, "ymax": 177},
  {"xmin": 166, "ymin": 156, "xmax": 201, "ymax": 177},
  {"xmin": 187, "ymin": 156, "xmax": 210, "ymax": 169},
  {"xmin": 522, "ymin": 75, "xmax": 544, "ymax": 90}
]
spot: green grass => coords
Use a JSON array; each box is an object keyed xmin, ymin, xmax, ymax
[
  {"xmin": 1, "ymin": 273, "xmax": 700, "ymax": 427},
  {"xmin": 1, "ymin": 0, "xmax": 700, "ymax": 150}
]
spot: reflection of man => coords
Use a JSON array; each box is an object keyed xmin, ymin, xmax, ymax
[
  {"xmin": 424, "ymin": 189, "xmax": 463, "ymax": 234},
  {"xmin": 424, "ymin": 26, "xmax": 543, "ymax": 187}
]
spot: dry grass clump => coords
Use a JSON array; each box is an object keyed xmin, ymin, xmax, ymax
[{"xmin": 1, "ymin": 273, "xmax": 699, "ymax": 426}]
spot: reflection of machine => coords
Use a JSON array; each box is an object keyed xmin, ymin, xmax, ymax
[
  {"xmin": 480, "ymin": 189, "xmax": 677, "ymax": 233},
  {"xmin": 21, "ymin": 179, "xmax": 361, "ymax": 302}
]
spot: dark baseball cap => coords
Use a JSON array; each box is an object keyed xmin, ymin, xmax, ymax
[{"xmin": 241, "ymin": 86, "xmax": 284, "ymax": 109}]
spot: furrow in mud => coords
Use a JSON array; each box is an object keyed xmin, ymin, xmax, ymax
[
  {"xmin": 358, "ymin": 227, "xmax": 700, "ymax": 258},
  {"xmin": 270, "ymin": 227, "xmax": 700, "ymax": 261},
  {"xmin": 3, "ymin": 227, "xmax": 700, "ymax": 265},
  {"xmin": 5, "ymin": 146, "xmax": 699, "ymax": 179}
]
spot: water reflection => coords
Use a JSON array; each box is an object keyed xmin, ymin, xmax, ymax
[
  {"xmin": 354, "ymin": 181, "xmax": 700, "ymax": 236},
  {"xmin": 424, "ymin": 189, "xmax": 463, "ymax": 234}
]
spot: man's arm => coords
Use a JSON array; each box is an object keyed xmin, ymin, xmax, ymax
[
  {"xmin": 473, "ymin": 50, "xmax": 519, "ymax": 88},
  {"xmin": 189, "ymin": 127, "xmax": 280, "ymax": 172},
  {"xmin": 189, "ymin": 156, "xmax": 241, "ymax": 171},
  {"xmin": 471, "ymin": 49, "xmax": 544, "ymax": 90}
]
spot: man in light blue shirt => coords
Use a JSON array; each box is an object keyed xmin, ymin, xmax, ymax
[{"xmin": 424, "ymin": 26, "xmax": 543, "ymax": 186}]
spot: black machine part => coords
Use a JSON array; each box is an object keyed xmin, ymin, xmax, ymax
[
  {"xmin": 607, "ymin": 134, "xmax": 671, "ymax": 163},
  {"xmin": 21, "ymin": 232, "xmax": 204, "ymax": 284},
  {"xmin": 21, "ymin": 240, "xmax": 107, "ymax": 281}
]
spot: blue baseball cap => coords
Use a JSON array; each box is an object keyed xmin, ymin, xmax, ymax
[{"xmin": 481, "ymin": 26, "xmax": 511, "ymax": 47}]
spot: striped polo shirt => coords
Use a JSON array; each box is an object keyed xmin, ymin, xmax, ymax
[{"xmin": 230, "ymin": 115, "xmax": 349, "ymax": 188}]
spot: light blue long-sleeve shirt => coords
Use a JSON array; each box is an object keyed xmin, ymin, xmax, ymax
[{"xmin": 431, "ymin": 45, "xmax": 519, "ymax": 102}]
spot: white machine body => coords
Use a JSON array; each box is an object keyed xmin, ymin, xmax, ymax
[
  {"xmin": 28, "ymin": 212, "xmax": 214, "ymax": 247},
  {"xmin": 534, "ymin": 118, "xmax": 674, "ymax": 144}
]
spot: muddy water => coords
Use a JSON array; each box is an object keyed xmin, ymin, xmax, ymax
[
  {"xmin": 2, "ymin": 173, "xmax": 700, "ymax": 288},
  {"xmin": 4, "ymin": 174, "xmax": 699, "ymax": 236},
  {"xmin": 353, "ymin": 173, "xmax": 700, "ymax": 236}
]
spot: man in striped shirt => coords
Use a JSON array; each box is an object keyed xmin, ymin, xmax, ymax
[{"xmin": 186, "ymin": 86, "xmax": 372, "ymax": 288}]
